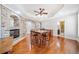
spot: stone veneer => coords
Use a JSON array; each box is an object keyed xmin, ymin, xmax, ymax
[{"xmin": 0, "ymin": 5, "xmax": 26, "ymax": 39}]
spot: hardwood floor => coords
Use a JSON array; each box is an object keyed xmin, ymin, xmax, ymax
[{"xmin": 12, "ymin": 35, "xmax": 79, "ymax": 54}]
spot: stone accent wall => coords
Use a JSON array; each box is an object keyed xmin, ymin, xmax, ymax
[
  {"xmin": 0, "ymin": 5, "xmax": 26, "ymax": 38},
  {"xmin": 19, "ymin": 17, "xmax": 26, "ymax": 37}
]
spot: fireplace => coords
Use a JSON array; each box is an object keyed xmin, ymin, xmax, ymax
[{"xmin": 10, "ymin": 29, "xmax": 20, "ymax": 38}]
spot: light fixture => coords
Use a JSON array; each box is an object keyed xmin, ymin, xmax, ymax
[{"xmin": 34, "ymin": 8, "xmax": 48, "ymax": 16}]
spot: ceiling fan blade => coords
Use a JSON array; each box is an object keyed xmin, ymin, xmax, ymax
[
  {"xmin": 34, "ymin": 11, "xmax": 39, "ymax": 13},
  {"xmin": 34, "ymin": 8, "xmax": 47, "ymax": 16},
  {"xmin": 40, "ymin": 9, "xmax": 45, "ymax": 13},
  {"xmin": 43, "ymin": 12, "xmax": 48, "ymax": 14},
  {"xmin": 42, "ymin": 8, "xmax": 45, "ymax": 11},
  {"xmin": 35, "ymin": 13, "xmax": 39, "ymax": 16}
]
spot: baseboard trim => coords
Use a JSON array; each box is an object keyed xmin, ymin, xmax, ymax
[{"xmin": 12, "ymin": 36, "xmax": 26, "ymax": 46}]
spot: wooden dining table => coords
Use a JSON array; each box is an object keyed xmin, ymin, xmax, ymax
[{"xmin": 31, "ymin": 29, "xmax": 51, "ymax": 48}]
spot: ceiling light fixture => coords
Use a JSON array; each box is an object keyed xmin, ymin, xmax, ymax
[{"xmin": 34, "ymin": 8, "xmax": 48, "ymax": 16}]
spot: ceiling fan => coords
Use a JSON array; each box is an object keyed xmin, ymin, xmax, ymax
[{"xmin": 34, "ymin": 8, "xmax": 48, "ymax": 16}]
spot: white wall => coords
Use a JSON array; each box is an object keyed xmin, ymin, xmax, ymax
[
  {"xmin": 0, "ymin": 17, "xmax": 1, "ymax": 38},
  {"xmin": 64, "ymin": 13, "xmax": 78, "ymax": 38},
  {"xmin": 42, "ymin": 20, "xmax": 58, "ymax": 35},
  {"xmin": 78, "ymin": 13, "xmax": 79, "ymax": 37},
  {"xmin": 42, "ymin": 12, "xmax": 78, "ymax": 38},
  {"xmin": 0, "ymin": 5, "xmax": 1, "ymax": 39}
]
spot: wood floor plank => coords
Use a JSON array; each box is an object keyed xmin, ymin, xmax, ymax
[{"xmin": 12, "ymin": 35, "xmax": 79, "ymax": 54}]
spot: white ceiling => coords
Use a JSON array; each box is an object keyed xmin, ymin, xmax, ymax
[
  {"xmin": 54, "ymin": 4, "xmax": 79, "ymax": 19},
  {"xmin": 3, "ymin": 4, "xmax": 79, "ymax": 22}
]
